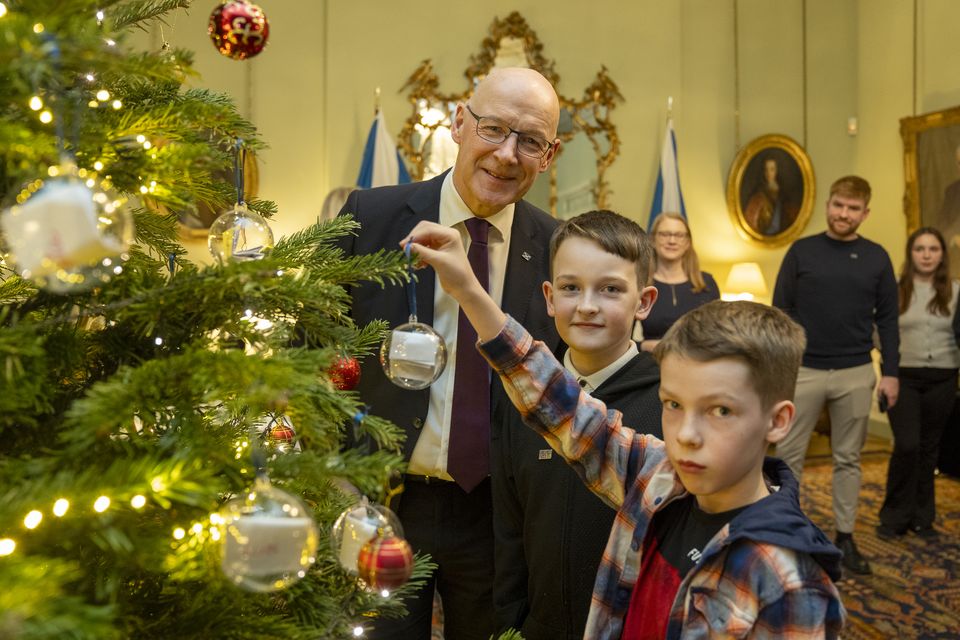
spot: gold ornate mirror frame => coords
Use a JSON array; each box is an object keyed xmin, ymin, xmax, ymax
[{"xmin": 396, "ymin": 12, "xmax": 623, "ymax": 216}]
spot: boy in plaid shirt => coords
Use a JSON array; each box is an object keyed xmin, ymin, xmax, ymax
[{"xmin": 404, "ymin": 221, "xmax": 845, "ymax": 639}]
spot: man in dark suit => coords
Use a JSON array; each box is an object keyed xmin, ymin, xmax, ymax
[{"xmin": 338, "ymin": 67, "xmax": 562, "ymax": 640}]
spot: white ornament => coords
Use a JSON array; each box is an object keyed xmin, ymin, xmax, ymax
[
  {"xmin": 219, "ymin": 477, "xmax": 318, "ymax": 592},
  {"xmin": 0, "ymin": 175, "xmax": 132, "ymax": 292},
  {"xmin": 380, "ymin": 321, "xmax": 447, "ymax": 390}
]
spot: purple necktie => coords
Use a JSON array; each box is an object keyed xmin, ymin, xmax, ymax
[{"xmin": 447, "ymin": 217, "xmax": 491, "ymax": 492}]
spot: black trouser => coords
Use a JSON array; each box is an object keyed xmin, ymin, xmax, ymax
[
  {"xmin": 880, "ymin": 367, "xmax": 958, "ymax": 530},
  {"xmin": 369, "ymin": 477, "xmax": 494, "ymax": 640}
]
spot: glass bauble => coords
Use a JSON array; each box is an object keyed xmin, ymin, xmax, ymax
[
  {"xmin": 207, "ymin": 203, "xmax": 274, "ymax": 264},
  {"xmin": 330, "ymin": 498, "xmax": 403, "ymax": 574},
  {"xmin": 379, "ymin": 321, "xmax": 446, "ymax": 390},
  {"xmin": 0, "ymin": 172, "xmax": 133, "ymax": 293},
  {"xmin": 220, "ymin": 476, "xmax": 318, "ymax": 592}
]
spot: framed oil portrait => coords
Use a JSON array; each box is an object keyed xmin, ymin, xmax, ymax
[
  {"xmin": 901, "ymin": 105, "xmax": 960, "ymax": 278},
  {"xmin": 726, "ymin": 134, "xmax": 815, "ymax": 247}
]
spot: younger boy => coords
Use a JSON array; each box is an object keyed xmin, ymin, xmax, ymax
[
  {"xmin": 404, "ymin": 221, "xmax": 845, "ymax": 639},
  {"xmin": 493, "ymin": 211, "xmax": 663, "ymax": 639}
]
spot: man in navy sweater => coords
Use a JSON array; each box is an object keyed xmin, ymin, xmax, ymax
[{"xmin": 773, "ymin": 175, "xmax": 899, "ymax": 577}]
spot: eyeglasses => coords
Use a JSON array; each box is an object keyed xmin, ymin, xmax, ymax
[
  {"xmin": 656, "ymin": 231, "xmax": 689, "ymax": 241},
  {"xmin": 465, "ymin": 104, "xmax": 553, "ymax": 159}
]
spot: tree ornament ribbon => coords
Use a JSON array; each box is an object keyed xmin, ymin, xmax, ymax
[
  {"xmin": 404, "ymin": 240, "xmax": 418, "ymax": 322},
  {"xmin": 234, "ymin": 138, "xmax": 246, "ymax": 205}
]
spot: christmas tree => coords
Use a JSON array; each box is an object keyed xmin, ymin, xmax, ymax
[{"xmin": 0, "ymin": 1, "xmax": 431, "ymax": 637}]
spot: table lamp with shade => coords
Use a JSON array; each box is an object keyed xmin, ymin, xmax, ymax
[{"xmin": 721, "ymin": 262, "xmax": 768, "ymax": 301}]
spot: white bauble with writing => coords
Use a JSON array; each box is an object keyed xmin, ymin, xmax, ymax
[
  {"xmin": 330, "ymin": 498, "xmax": 403, "ymax": 574},
  {"xmin": 219, "ymin": 476, "xmax": 318, "ymax": 592},
  {"xmin": 0, "ymin": 172, "xmax": 133, "ymax": 293},
  {"xmin": 379, "ymin": 321, "xmax": 447, "ymax": 390}
]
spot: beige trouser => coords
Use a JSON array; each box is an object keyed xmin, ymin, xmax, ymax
[{"xmin": 776, "ymin": 363, "xmax": 876, "ymax": 533}]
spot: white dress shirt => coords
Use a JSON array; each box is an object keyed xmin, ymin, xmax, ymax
[
  {"xmin": 563, "ymin": 342, "xmax": 639, "ymax": 393},
  {"xmin": 407, "ymin": 171, "xmax": 515, "ymax": 478}
]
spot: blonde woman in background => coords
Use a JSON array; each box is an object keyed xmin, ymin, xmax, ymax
[
  {"xmin": 321, "ymin": 186, "xmax": 355, "ymax": 221},
  {"xmin": 639, "ymin": 212, "xmax": 719, "ymax": 352}
]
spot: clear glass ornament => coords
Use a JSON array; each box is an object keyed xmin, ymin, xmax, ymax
[
  {"xmin": 219, "ymin": 475, "xmax": 318, "ymax": 592},
  {"xmin": 0, "ymin": 169, "xmax": 133, "ymax": 293},
  {"xmin": 330, "ymin": 497, "xmax": 403, "ymax": 574},
  {"xmin": 207, "ymin": 202, "xmax": 274, "ymax": 264},
  {"xmin": 379, "ymin": 320, "xmax": 446, "ymax": 390}
]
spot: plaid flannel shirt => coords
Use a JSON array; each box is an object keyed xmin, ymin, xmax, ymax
[{"xmin": 479, "ymin": 316, "xmax": 844, "ymax": 640}]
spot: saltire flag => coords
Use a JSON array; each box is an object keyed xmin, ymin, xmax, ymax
[
  {"xmin": 356, "ymin": 110, "xmax": 411, "ymax": 189},
  {"xmin": 647, "ymin": 118, "xmax": 686, "ymax": 229}
]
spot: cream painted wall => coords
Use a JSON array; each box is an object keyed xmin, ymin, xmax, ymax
[{"xmin": 144, "ymin": 0, "xmax": 960, "ymax": 288}]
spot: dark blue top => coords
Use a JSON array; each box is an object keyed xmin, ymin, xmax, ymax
[
  {"xmin": 773, "ymin": 232, "xmax": 899, "ymax": 376},
  {"xmin": 642, "ymin": 272, "xmax": 720, "ymax": 340}
]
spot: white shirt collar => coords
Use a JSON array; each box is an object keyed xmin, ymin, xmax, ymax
[
  {"xmin": 564, "ymin": 342, "xmax": 639, "ymax": 393},
  {"xmin": 439, "ymin": 170, "xmax": 515, "ymax": 240}
]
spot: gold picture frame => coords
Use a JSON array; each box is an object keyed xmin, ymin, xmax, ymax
[
  {"xmin": 900, "ymin": 106, "xmax": 960, "ymax": 276},
  {"xmin": 726, "ymin": 134, "xmax": 815, "ymax": 247},
  {"xmin": 396, "ymin": 11, "xmax": 623, "ymax": 217}
]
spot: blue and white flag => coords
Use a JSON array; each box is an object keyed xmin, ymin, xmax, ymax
[
  {"xmin": 356, "ymin": 110, "xmax": 411, "ymax": 189},
  {"xmin": 647, "ymin": 118, "xmax": 686, "ymax": 229}
]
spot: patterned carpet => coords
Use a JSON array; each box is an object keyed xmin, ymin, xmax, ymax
[{"xmin": 800, "ymin": 455, "xmax": 960, "ymax": 639}]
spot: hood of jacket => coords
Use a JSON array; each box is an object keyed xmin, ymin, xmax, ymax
[{"xmin": 724, "ymin": 457, "xmax": 843, "ymax": 582}]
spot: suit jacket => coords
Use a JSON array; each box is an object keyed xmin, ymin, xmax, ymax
[{"xmin": 338, "ymin": 171, "xmax": 561, "ymax": 460}]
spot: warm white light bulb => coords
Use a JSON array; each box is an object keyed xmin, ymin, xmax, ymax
[
  {"xmin": 53, "ymin": 498, "xmax": 69, "ymax": 517},
  {"xmin": 29, "ymin": 96, "xmax": 42, "ymax": 111},
  {"xmin": 24, "ymin": 510, "xmax": 43, "ymax": 529},
  {"xmin": 96, "ymin": 90, "xmax": 110, "ymax": 101},
  {"xmin": 112, "ymin": 100, "xmax": 121, "ymax": 110},
  {"xmin": 39, "ymin": 110, "xmax": 53, "ymax": 124},
  {"xmin": 0, "ymin": 539, "xmax": 15, "ymax": 556},
  {"xmin": 352, "ymin": 626, "xmax": 364, "ymax": 637},
  {"xmin": 130, "ymin": 495, "xmax": 146, "ymax": 509},
  {"xmin": 0, "ymin": 4, "xmax": 8, "ymax": 19},
  {"xmin": 173, "ymin": 527, "xmax": 185, "ymax": 540},
  {"xmin": 93, "ymin": 496, "xmax": 110, "ymax": 512},
  {"xmin": 93, "ymin": 161, "xmax": 104, "ymax": 171}
]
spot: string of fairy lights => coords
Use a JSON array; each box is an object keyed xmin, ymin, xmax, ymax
[
  {"xmin": 0, "ymin": 480, "xmax": 225, "ymax": 557},
  {"xmin": 6, "ymin": 5, "xmax": 163, "ymax": 208}
]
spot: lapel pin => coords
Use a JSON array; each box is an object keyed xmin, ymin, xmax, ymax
[{"xmin": 522, "ymin": 251, "xmax": 532, "ymax": 261}]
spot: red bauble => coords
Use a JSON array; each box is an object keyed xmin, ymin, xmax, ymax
[
  {"xmin": 329, "ymin": 356, "xmax": 361, "ymax": 391},
  {"xmin": 356, "ymin": 534, "xmax": 414, "ymax": 590},
  {"xmin": 208, "ymin": 0, "xmax": 270, "ymax": 60},
  {"xmin": 268, "ymin": 420, "xmax": 295, "ymax": 444}
]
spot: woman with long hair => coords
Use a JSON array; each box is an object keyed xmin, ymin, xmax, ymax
[
  {"xmin": 878, "ymin": 227, "xmax": 960, "ymax": 539},
  {"xmin": 639, "ymin": 212, "xmax": 719, "ymax": 352}
]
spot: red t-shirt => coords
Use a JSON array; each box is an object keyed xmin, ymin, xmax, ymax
[{"xmin": 621, "ymin": 496, "xmax": 747, "ymax": 639}]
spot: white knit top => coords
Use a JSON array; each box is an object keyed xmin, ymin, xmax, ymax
[{"xmin": 899, "ymin": 279, "xmax": 960, "ymax": 369}]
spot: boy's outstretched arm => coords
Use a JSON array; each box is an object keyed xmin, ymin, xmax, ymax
[{"xmin": 403, "ymin": 221, "xmax": 507, "ymax": 341}]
